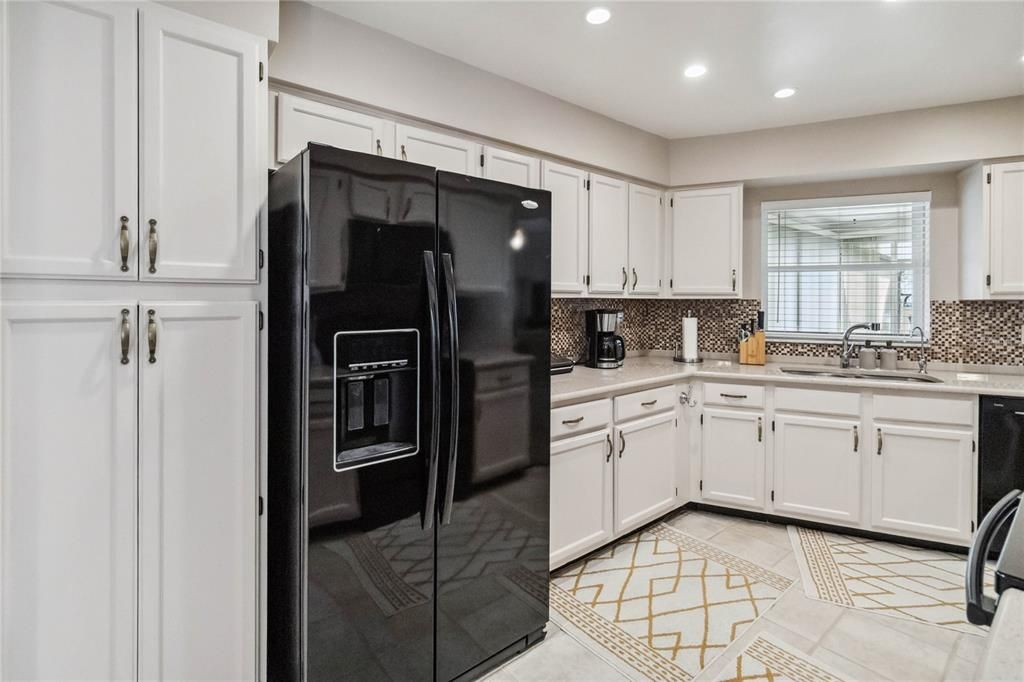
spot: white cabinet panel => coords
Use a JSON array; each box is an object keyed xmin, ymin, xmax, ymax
[
  {"xmin": 276, "ymin": 93, "xmax": 393, "ymax": 163},
  {"xmin": 551, "ymin": 429, "xmax": 613, "ymax": 568},
  {"xmin": 140, "ymin": 6, "xmax": 262, "ymax": 282},
  {"xmin": 588, "ymin": 173, "xmax": 629, "ymax": 295},
  {"xmin": 482, "ymin": 146, "xmax": 539, "ymax": 188},
  {"xmin": 614, "ymin": 412, "xmax": 676, "ymax": 534},
  {"xmin": 988, "ymin": 161, "xmax": 1024, "ymax": 296},
  {"xmin": 701, "ymin": 407, "xmax": 765, "ymax": 509},
  {"xmin": 627, "ymin": 184, "xmax": 662, "ymax": 295},
  {"xmin": 774, "ymin": 414, "xmax": 860, "ymax": 524},
  {"xmin": 1, "ymin": 2, "xmax": 138, "ymax": 279},
  {"xmin": 670, "ymin": 185, "xmax": 742, "ymax": 297},
  {"xmin": 396, "ymin": 124, "xmax": 481, "ymax": 176},
  {"xmin": 1, "ymin": 303, "xmax": 136, "ymax": 680},
  {"xmin": 871, "ymin": 423, "xmax": 973, "ymax": 543},
  {"xmin": 542, "ymin": 161, "xmax": 589, "ymax": 294},
  {"xmin": 139, "ymin": 301, "xmax": 258, "ymax": 681}
]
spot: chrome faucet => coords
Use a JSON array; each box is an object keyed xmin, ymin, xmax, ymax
[
  {"xmin": 840, "ymin": 322, "xmax": 881, "ymax": 368},
  {"xmin": 911, "ymin": 326, "xmax": 928, "ymax": 373}
]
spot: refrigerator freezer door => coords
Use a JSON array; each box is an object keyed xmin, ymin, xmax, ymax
[{"xmin": 435, "ymin": 172, "xmax": 552, "ymax": 680}]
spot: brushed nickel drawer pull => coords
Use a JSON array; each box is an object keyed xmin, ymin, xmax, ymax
[
  {"xmin": 757, "ymin": 417, "xmax": 763, "ymax": 442},
  {"xmin": 376, "ymin": 139, "xmax": 383, "ymax": 156},
  {"xmin": 119, "ymin": 216, "xmax": 130, "ymax": 272},
  {"xmin": 561, "ymin": 416, "xmax": 584, "ymax": 425},
  {"xmin": 618, "ymin": 431, "xmax": 625, "ymax": 457},
  {"xmin": 720, "ymin": 393, "xmax": 748, "ymax": 399},
  {"xmin": 877, "ymin": 428, "xmax": 883, "ymax": 456},
  {"xmin": 853, "ymin": 425, "xmax": 859, "ymax": 452},
  {"xmin": 147, "ymin": 309, "xmax": 157, "ymax": 364},
  {"xmin": 732, "ymin": 268, "xmax": 737, "ymax": 291},
  {"xmin": 400, "ymin": 144, "xmax": 407, "ymax": 161},
  {"xmin": 119, "ymin": 309, "xmax": 131, "ymax": 365},
  {"xmin": 605, "ymin": 433, "xmax": 612, "ymax": 462},
  {"xmin": 641, "ymin": 399, "xmax": 658, "ymax": 407},
  {"xmin": 147, "ymin": 219, "xmax": 158, "ymax": 274},
  {"xmin": 621, "ymin": 266, "xmax": 627, "ymax": 290},
  {"xmin": 632, "ymin": 268, "xmax": 638, "ymax": 289}
]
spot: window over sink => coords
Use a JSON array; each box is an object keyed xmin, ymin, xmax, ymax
[{"xmin": 762, "ymin": 192, "xmax": 930, "ymax": 342}]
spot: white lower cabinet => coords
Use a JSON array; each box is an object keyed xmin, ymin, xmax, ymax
[
  {"xmin": 550, "ymin": 429, "xmax": 614, "ymax": 568},
  {"xmin": 773, "ymin": 414, "xmax": 861, "ymax": 524},
  {"xmin": 700, "ymin": 407, "xmax": 765, "ymax": 510},
  {"xmin": 871, "ymin": 423, "xmax": 974, "ymax": 543},
  {"xmin": 614, "ymin": 412, "xmax": 677, "ymax": 534}
]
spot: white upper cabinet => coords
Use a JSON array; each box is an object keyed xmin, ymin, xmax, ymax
[
  {"xmin": 139, "ymin": 301, "xmax": 258, "ymax": 681},
  {"xmin": 395, "ymin": 124, "xmax": 481, "ymax": 176},
  {"xmin": 670, "ymin": 184, "xmax": 742, "ymax": 297},
  {"xmin": 700, "ymin": 407, "xmax": 765, "ymax": 510},
  {"xmin": 988, "ymin": 161, "xmax": 1024, "ymax": 296},
  {"xmin": 1, "ymin": 302, "xmax": 137, "ymax": 680},
  {"xmin": 588, "ymin": 173, "xmax": 629, "ymax": 295},
  {"xmin": 627, "ymin": 184, "xmax": 663, "ymax": 295},
  {"xmin": 276, "ymin": 93, "xmax": 394, "ymax": 164},
  {"xmin": 482, "ymin": 146, "xmax": 540, "ymax": 188},
  {"xmin": 1, "ymin": 2, "xmax": 138, "ymax": 279},
  {"xmin": 139, "ymin": 6, "xmax": 263, "ymax": 282},
  {"xmin": 542, "ymin": 161, "xmax": 589, "ymax": 294}
]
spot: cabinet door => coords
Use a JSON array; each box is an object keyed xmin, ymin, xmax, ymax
[
  {"xmin": 0, "ymin": 303, "xmax": 136, "ymax": 680},
  {"xmin": 542, "ymin": 161, "xmax": 589, "ymax": 294},
  {"xmin": 139, "ymin": 301, "xmax": 258, "ymax": 680},
  {"xmin": 988, "ymin": 161, "xmax": 1024, "ymax": 296},
  {"xmin": 139, "ymin": 6, "xmax": 262, "ymax": 282},
  {"xmin": 701, "ymin": 407, "xmax": 765, "ymax": 509},
  {"xmin": 627, "ymin": 184, "xmax": 662, "ymax": 295},
  {"xmin": 588, "ymin": 173, "xmax": 629, "ymax": 295},
  {"xmin": 615, "ymin": 412, "xmax": 677, "ymax": 534},
  {"xmin": 774, "ymin": 414, "xmax": 860, "ymax": 525},
  {"xmin": 550, "ymin": 430, "xmax": 613, "ymax": 568},
  {"xmin": 395, "ymin": 124, "xmax": 481, "ymax": 176},
  {"xmin": 276, "ymin": 93, "xmax": 393, "ymax": 164},
  {"xmin": 1, "ymin": 2, "xmax": 138, "ymax": 279},
  {"xmin": 871, "ymin": 423, "xmax": 973, "ymax": 543},
  {"xmin": 482, "ymin": 146, "xmax": 540, "ymax": 188},
  {"xmin": 670, "ymin": 185, "xmax": 742, "ymax": 296}
]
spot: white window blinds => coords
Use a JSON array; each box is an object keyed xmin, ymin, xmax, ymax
[{"xmin": 762, "ymin": 193, "xmax": 930, "ymax": 341}]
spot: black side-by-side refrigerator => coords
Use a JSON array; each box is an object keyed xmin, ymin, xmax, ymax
[{"xmin": 268, "ymin": 143, "xmax": 551, "ymax": 681}]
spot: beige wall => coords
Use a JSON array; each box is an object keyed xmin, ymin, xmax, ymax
[
  {"xmin": 158, "ymin": 1, "xmax": 279, "ymax": 42},
  {"xmin": 671, "ymin": 97, "xmax": 1024, "ymax": 187},
  {"xmin": 270, "ymin": 1, "xmax": 671, "ymax": 184},
  {"xmin": 743, "ymin": 172, "xmax": 960, "ymax": 301}
]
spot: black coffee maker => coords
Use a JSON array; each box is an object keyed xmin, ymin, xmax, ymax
[{"xmin": 584, "ymin": 309, "xmax": 625, "ymax": 369}]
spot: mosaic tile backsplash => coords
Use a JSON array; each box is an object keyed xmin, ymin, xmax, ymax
[{"xmin": 551, "ymin": 298, "xmax": 1024, "ymax": 367}]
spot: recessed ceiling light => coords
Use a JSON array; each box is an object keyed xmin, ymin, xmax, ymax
[
  {"xmin": 774, "ymin": 87, "xmax": 797, "ymax": 99},
  {"xmin": 684, "ymin": 64, "xmax": 707, "ymax": 79},
  {"xmin": 585, "ymin": 7, "xmax": 611, "ymax": 25}
]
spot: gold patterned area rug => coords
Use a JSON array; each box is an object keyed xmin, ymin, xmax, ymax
[
  {"xmin": 550, "ymin": 523, "xmax": 794, "ymax": 681},
  {"xmin": 714, "ymin": 635, "xmax": 846, "ymax": 682},
  {"xmin": 789, "ymin": 526, "xmax": 987, "ymax": 634}
]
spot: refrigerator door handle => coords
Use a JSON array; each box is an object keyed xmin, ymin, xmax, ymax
[
  {"xmin": 440, "ymin": 253, "xmax": 460, "ymax": 526},
  {"xmin": 422, "ymin": 251, "xmax": 442, "ymax": 531},
  {"xmin": 966, "ymin": 488, "xmax": 1021, "ymax": 625}
]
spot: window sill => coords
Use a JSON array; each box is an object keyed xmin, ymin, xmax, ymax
[{"xmin": 765, "ymin": 334, "xmax": 930, "ymax": 347}]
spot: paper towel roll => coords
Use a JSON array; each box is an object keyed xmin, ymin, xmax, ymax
[{"xmin": 682, "ymin": 317, "xmax": 699, "ymax": 361}]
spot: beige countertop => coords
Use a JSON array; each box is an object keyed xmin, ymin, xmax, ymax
[{"xmin": 551, "ymin": 356, "xmax": 1024, "ymax": 406}]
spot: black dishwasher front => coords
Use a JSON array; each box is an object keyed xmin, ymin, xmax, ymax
[{"xmin": 980, "ymin": 395, "xmax": 1024, "ymax": 553}]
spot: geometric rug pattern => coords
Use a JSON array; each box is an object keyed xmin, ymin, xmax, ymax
[
  {"xmin": 789, "ymin": 526, "xmax": 988, "ymax": 635},
  {"xmin": 714, "ymin": 634, "xmax": 846, "ymax": 682},
  {"xmin": 551, "ymin": 523, "xmax": 793, "ymax": 679}
]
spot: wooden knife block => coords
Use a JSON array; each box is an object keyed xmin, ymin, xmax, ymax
[{"xmin": 740, "ymin": 331, "xmax": 765, "ymax": 365}]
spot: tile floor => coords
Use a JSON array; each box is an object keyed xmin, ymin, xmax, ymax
[{"xmin": 485, "ymin": 511, "xmax": 985, "ymax": 681}]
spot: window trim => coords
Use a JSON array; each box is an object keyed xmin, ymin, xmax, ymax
[{"xmin": 760, "ymin": 191, "xmax": 932, "ymax": 344}]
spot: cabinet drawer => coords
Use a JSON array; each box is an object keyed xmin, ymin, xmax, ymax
[
  {"xmin": 874, "ymin": 393, "xmax": 974, "ymax": 426},
  {"xmin": 614, "ymin": 385, "xmax": 676, "ymax": 422},
  {"xmin": 551, "ymin": 399, "xmax": 611, "ymax": 440},
  {"xmin": 476, "ymin": 364, "xmax": 529, "ymax": 393},
  {"xmin": 775, "ymin": 386, "xmax": 860, "ymax": 416},
  {"xmin": 703, "ymin": 382, "xmax": 764, "ymax": 409}
]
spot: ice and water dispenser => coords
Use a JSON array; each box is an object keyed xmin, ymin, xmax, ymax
[{"xmin": 333, "ymin": 330, "xmax": 419, "ymax": 471}]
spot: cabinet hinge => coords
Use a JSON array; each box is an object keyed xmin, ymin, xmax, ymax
[
  {"xmin": 770, "ymin": 490, "xmax": 775, "ymax": 502},
  {"xmin": 659, "ymin": 279, "xmax": 662, "ymax": 287},
  {"xmin": 675, "ymin": 487, "xmax": 678, "ymax": 496},
  {"xmin": 479, "ymin": 153, "xmax": 485, "ymax": 168},
  {"xmin": 771, "ymin": 420, "xmax": 775, "ymax": 432},
  {"xmin": 700, "ymin": 413, "xmax": 704, "ymax": 426},
  {"xmin": 258, "ymin": 310, "xmax": 264, "ymax": 331},
  {"xmin": 971, "ymin": 520, "xmax": 976, "ymax": 533},
  {"xmin": 987, "ymin": 274, "xmax": 992, "ymax": 286},
  {"xmin": 258, "ymin": 496, "xmax": 264, "ymax": 516},
  {"xmin": 259, "ymin": 61, "xmax": 264, "ymax": 82},
  {"xmin": 987, "ymin": 172, "xmax": 992, "ymax": 184},
  {"xmin": 259, "ymin": 249, "xmax": 265, "ymax": 270},
  {"xmin": 670, "ymin": 197, "xmax": 674, "ymax": 208},
  {"xmin": 585, "ymin": 274, "xmax": 590, "ymax": 286},
  {"xmin": 585, "ymin": 179, "xmax": 591, "ymax": 191},
  {"xmin": 972, "ymin": 440, "xmax": 976, "ymax": 452},
  {"xmin": 669, "ymin": 278, "xmax": 674, "ymax": 289},
  {"xmin": 699, "ymin": 479, "xmax": 703, "ymax": 492},
  {"xmin": 674, "ymin": 418, "xmax": 678, "ymax": 428}
]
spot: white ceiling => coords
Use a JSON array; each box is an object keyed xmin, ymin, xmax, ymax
[{"xmin": 313, "ymin": 1, "xmax": 1024, "ymax": 139}]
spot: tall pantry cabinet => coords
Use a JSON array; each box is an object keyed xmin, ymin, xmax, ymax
[{"xmin": 0, "ymin": 3, "xmax": 266, "ymax": 680}]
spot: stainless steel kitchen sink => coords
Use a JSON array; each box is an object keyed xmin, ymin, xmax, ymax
[{"xmin": 778, "ymin": 366, "xmax": 944, "ymax": 383}]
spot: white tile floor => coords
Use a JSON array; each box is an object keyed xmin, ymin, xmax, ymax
[{"xmin": 485, "ymin": 511, "xmax": 985, "ymax": 681}]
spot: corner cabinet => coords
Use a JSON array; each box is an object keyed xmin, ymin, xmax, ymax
[
  {"xmin": 669, "ymin": 184, "xmax": 742, "ymax": 297},
  {"xmin": 0, "ymin": 3, "xmax": 267, "ymax": 283},
  {"xmin": 543, "ymin": 161, "xmax": 590, "ymax": 294}
]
